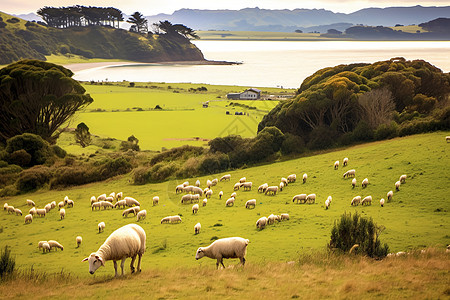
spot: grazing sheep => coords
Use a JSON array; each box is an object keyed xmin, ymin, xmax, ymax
[
  {"xmin": 97, "ymin": 194, "xmax": 107, "ymax": 201},
  {"xmin": 219, "ymin": 191, "xmax": 223, "ymax": 199},
  {"xmin": 395, "ymin": 181, "xmax": 401, "ymax": 191},
  {"xmin": 3, "ymin": 203, "xmax": 7, "ymax": 210},
  {"xmin": 125, "ymin": 197, "xmax": 140, "ymax": 207},
  {"xmin": 14, "ymin": 208, "xmax": 22, "ymax": 216},
  {"xmin": 380, "ymin": 198, "xmax": 385, "ymax": 207},
  {"xmin": 152, "ymin": 196, "xmax": 159, "ymax": 206},
  {"xmin": 195, "ymin": 237, "xmax": 249, "ymax": 269},
  {"xmin": 327, "ymin": 195, "xmax": 332, "ymax": 204},
  {"xmin": 38, "ymin": 241, "xmax": 47, "ymax": 250},
  {"xmin": 50, "ymin": 201, "xmax": 56, "ymax": 210},
  {"xmin": 182, "ymin": 181, "xmax": 189, "ymax": 187},
  {"xmin": 116, "ymin": 192, "xmax": 123, "ymax": 200},
  {"xmin": 281, "ymin": 177, "xmax": 288, "ymax": 186},
  {"xmin": 267, "ymin": 214, "xmax": 276, "ymax": 225},
  {"xmin": 361, "ymin": 178, "xmax": 369, "ymax": 188},
  {"xmin": 292, "ymin": 194, "xmax": 307, "ymax": 204},
  {"xmin": 387, "ymin": 191, "xmax": 393, "ymax": 202},
  {"xmin": 258, "ymin": 183, "xmax": 269, "ymax": 193},
  {"xmin": 122, "ymin": 207, "xmax": 140, "ymax": 217},
  {"xmin": 27, "ymin": 199, "xmax": 36, "ymax": 207},
  {"xmin": 105, "ymin": 197, "xmax": 114, "ymax": 203},
  {"xmin": 181, "ymin": 194, "xmax": 193, "ymax": 204},
  {"xmin": 66, "ymin": 199, "xmax": 74, "ymax": 208},
  {"xmin": 239, "ymin": 177, "xmax": 246, "ymax": 183},
  {"xmin": 447, "ymin": 136, "xmax": 450, "ymax": 142},
  {"xmin": 58, "ymin": 201, "xmax": 65, "ymax": 210},
  {"xmin": 334, "ymin": 160, "xmax": 339, "ymax": 170},
  {"xmin": 100, "ymin": 201, "xmax": 114, "ymax": 210},
  {"xmin": 206, "ymin": 179, "xmax": 212, "ymax": 188},
  {"xmin": 136, "ymin": 210, "xmax": 147, "ymax": 221},
  {"xmin": 205, "ymin": 189, "xmax": 213, "ymax": 199},
  {"xmin": 245, "ymin": 199, "xmax": 256, "ymax": 209},
  {"xmin": 202, "ymin": 199, "xmax": 208, "ymax": 207},
  {"xmin": 192, "ymin": 187, "xmax": 203, "ymax": 196},
  {"xmin": 176, "ymin": 184, "xmax": 185, "ymax": 193},
  {"xmin": 76, "ymin": 236, "xmax": 82, "ymax": 247},
  {"xmin": 48, "ymin": 240, "xmax": 64, "ymax": 251},
  {"xmin": 361, "ymin": 196, "xmax": 372, "ymax": 206},
  {"xmin": 98, "ymin": 222, "xmax": 105, "ymax": 233},
  {"xmin": 160, "ymin": 215, "xmax": 182, "ymax": 224},
  {"xmin": 325, "ymin": 199, "xmax": 330, "ymax": 210},
  {"xmin": 287, "ymin": 174, "xmax": 296, "ymax": 183},
  {"xmin": 36, "ymin": 208, "xmax": 46, "ymax": 217},
  {"xmin": 233, "ymin": 182, "xmax": 241, "ymax": 191},
  {"xmin": 211, "ymin": 178, "xmax": 218, "ymax": 186},
  {"xmin": 29, "ymin": 207, "xmax": 37, "ymax": 216},
  {"xmin": 42, "ymin": 242, "xmax": 50, "ymax": 253},
  {"xmin": 24, "ymin": 214, "xmax": 33, "ymax": 224},
  {"xmin": 82, "ymin": 224, "xmax": 146, "ymax": 277},
  {"xmin": 306, "ymin": 194, "xmax": 316, "ymax": 204},
  {"xmin": 230, "ymin": 192, "xmax": 237, "ymax": 199},
  {"xmin": 194, "ymin": 223, "xmax": 201, "ymax": 234},
  {"xmin": 242, "ymin": 182, "xmax": 252, "ymax": 191},
  {"xmin": 226, "ymin": 198, "xmax": 235, "ymax": 207},
  {"xmin": 114, "ymin": 200, "xmax": 127, "ymax": 209},
  {"xmin": 195, "ymin": 180, "xmax": 201, "ymax": 187},
  {"xmin": 302, "ymin": 173, "xmax": 308, "ymax": 184},
  {"xmin": 192, "ymin": 194, "xmax": 200, "ymax": 203},
  {"xmin": 399, "ymin": 174, "xmax": 407, "ymax": 184},
  {"xmin": 90, "ymin": 196, "xmax": 97, "ymax": 205},
  {"xmin": 265, "ymin": 186, "xmax": 278, "ymax": 196},
  {"xmin": 352, "ymin": 178, "xmax": 357, "ymax": 188},
  {"xmin": 44, "ymin": 203, "xmax": 51, "ymax": 213},
  {"xmin": 256, "ymin": 217, "xmax": 268, "ymax": 230},
  {"xmin": 343, "ymin": 169, "xmax": 356, "ymax": 178},
  {"xmin": 91, "ymin": 202, "xmax": 101, "ymax": 211},
  {"xmin": 192, "ymin": 204, "xmax": 199, "ymax": 214},
  {"xmin": 220, "ymin": 174, "xmax": 231, "ymax": 181},
  {"xmin": 343, "ymin": 157, "xmax": 349, "ymax": 167},
  {"xmin": 280, "ymin": 213, "xmax": 290, "ymax": 221},
  {"xmin": 109, "ymin": 192, "xmax": 116, "ymax": 200},
  {"xmin": 6, "ymin": 205, "xmax": 15, "ymax": 214},
  {"xmin": 351, "ymin": 196, "xmax": 361, "ymax": 206},
  {"xmin": 279, "ymin": 182, "xmax": 285, "ymax": 191},
  {"xmin": 59, "ymin": 208, "xmax": 65, "ymax": 220},
  {"xmin": 64, "ymin": 196, "xmax": 69, "ymax": 204}
]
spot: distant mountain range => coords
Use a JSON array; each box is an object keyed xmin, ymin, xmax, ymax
[{"xmin": 13, "ymin": 5, "xmax": 450, "ymax": 33}]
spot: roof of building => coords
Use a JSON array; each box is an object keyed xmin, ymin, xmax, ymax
[{"xmin": 246, "ymin": 88, "xmax": 261, "ymax": 93}]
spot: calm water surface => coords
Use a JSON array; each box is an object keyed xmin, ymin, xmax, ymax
[{"xmin": 73, "ymin": 41, "xmax": 450, "ymax": 88}]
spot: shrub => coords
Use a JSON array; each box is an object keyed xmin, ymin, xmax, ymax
[
  {"xmin": 51, "ymin": 145, "xmax": 66, "ymax": 158},
  {"xmin": 150, "ymin": 162, "xmax": 179, "ymax": 182},
  {"xmin": 51, "ymin": 165, "xmax": 97, "ymax": 188},
  {"xmin": 329, "ymin": 212, "xmax": 389, "ymax": 258},
  {"xmin": 150, "ymin": 145, "xmax": 205, "ymax": 165},
  {"xmin": 5, "ymin": 133, "xmax": 51, "ymax": 166},
  {"xmin": 133, "ymin": 167, "xmax": 151, "ymax": 185},
  {"xmin": 16, "ymin": 165, "xmax": 52, "ymax": 193},
  {"xmin": 7, "ymin": 149, "xmax": 31, "ymax": 167},
  {"xmin": 0, "ymin": 246, "xmax": 15, "ymax": 279},
  {"xmin": 198, "ymin": 153, "xmax": 230, "ymax": 175},
  {"xmin": 307, "ymin": 126, "xmax": 337, "ymax": 150},
  {"xmin": 374, "ymin": 122, "xmax": 398, "ymax": 140},
  {"xmin": 0, "ymin": 185, "xmax": 19, "ymax": 197},
  {"xmin": 209, "ymin": 135, "xmax": 246, "ymax": 154},
  {"xmin": 281, "ymin": 133, "xmax": 306, "ymax": 155},
  {"xmin": 6, "ymin": 18, "xmax": 19, "ymax": 23},
  {"xmin": 351, "ymin": 121, "xmax": 374, "ymax": 142},
  {"xmin": 98, "ymin": 157, "xmax": 132, "ymax": 178}
]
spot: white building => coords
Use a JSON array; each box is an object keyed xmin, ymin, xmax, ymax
[{"xmin": 227, "ymin": 88, "xmax": 261, "ymax": 100}]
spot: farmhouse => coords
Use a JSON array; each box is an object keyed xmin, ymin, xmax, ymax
[{"xmin": 227, "ymin": 88, "xmax": 261, "ymax": 100}]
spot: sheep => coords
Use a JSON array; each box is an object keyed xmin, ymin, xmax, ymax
[
  {"xmin": 109, "ymin": 192, "xmax": 116, "ymax": 200},
  {"xmin": 192, "ymin": 194, "xmax": 200, "ymax": 203},
  {"xmin": 233, "ymin": 182, "xmax": 241, "ymax": 191},
  {"xmin": 380, "ymin": 198, "xmax": 385, "ymax": 207},
  {"xmin": 256, "ymin": 217, "xmax": 268, "ymax": 230},
  {"xmin": 202, "ymin": 199, "xmax": 208, "ymax": 207},
  {"xmin": 194, "ymin": 223, "xmax": 201, "ymax": 234},
  {"xmin": 447, "ymin": 136, "xmax": 450, "ymax": 142},
  {"xmin": 48, "ymin": 240, "xmax": 64, "ymax": 251},
  {"xmin": 97, "ymin": 194, "xmax": 107, "ymax": 201},
  {"xmin": 352, "ymin": 178, "xmax": 357, "ymax": 188},
  {"xmin": 245, "ymin": 199, "xmax": 256, "ymax": 209},
  {"xmin": 220, "ymin": 174, "xmax": 231, "ymax": 181},
  {"xmin": 399, "ymin": 174, "xmax": 407, "ymax": 184},
  {"xmin": 76, "ymin": 236, "xmax": 82, "ymax": 247},
  {"xmin": 344, "ymin": 169, "xmax": 356, "ymax": 178},
  {"xmin": 281, "ymin": 177, "xmax": 288, "ymax": 186},
  {"xmin": 24, "ymin": 214, "xmax": 33, "ymax": 224},
  {"xmin": 219, "ymin": 191, "xmax": 223, "ymax": 199},
  {"xmin": 292, "ymin": 194, "xmax": 307, "ymax": 204},
  {"xmin": 205, "ymin": 189, "xmax": 213, "ymax": 199},
  {"xmin": 98, "ymin": 221, "xmax": 105, "ymax": 233},
  {"xmin": 42, "ymin": 242, "xmax": 50, "ymax": 253},
  {"xmin": 116, "ymin": 192, "xmax": 123, "ymax": 200},
  {"xmin": 280, "ymin": 213, "xmax": 290, "ymax": 221},
  {"xmin": 6, "ymin": 205, "xmax": 15, "ymax": 214},
  {"xmin": 195, "ymin": 237, "xmax": 249, "ymax": 269},
  {"xmin": 152, "ymin": 196, "xmax": 159, "ymax": 206},
  {"xmin": 387, "ymin": 190, "xmax": 393, "ymax": 202},
  {"xmin": 64, "ymin": 196, "xmax": 69, "ymax": 204},
  {"xmin": 195, "ymin": 179, "xmax": 201, "ymax": 187},
  {"xmin": 211, "ymin": 178, "xmax": 218, "ymax": 186},
  {"xmin": 161, "ymin": 215, "xmax": 182, "ymax": 224},
  {"xmin": 279, "ymin": 182, "xmax": 285, "ymax": 191},
  {"xmin": 206, "ymin": 179, "xmax": 212, "ymax": 188},
  {"xmin": 361, "ymin": 196, "xmax": 372, "ymax": 206},
  {"xmin": 302, "ymin": 173, "xmax": 308, "ymax": 184},
  {"xmin": 114, "ymin": 200, "xmax": 127, "ymax": 209},
  {"xmin": 239, "ymin": 177, "xmax": 246, "ymax": 183},
  {"xmin": 105, "ymin": 197, "xmax": 114, "ymax": 203},
  {"xmin": 14, "ymin": 208, "xmax": 22, "ymax": 216},
  {"xmin": 136, "ymin": 210, "xmax": 147, "ymax": 221},
  {"xmin": 327, "ymin": 195, "xmax": 332, "ymax": 204},
  {"xmin": 306, "ymin": 194, "xmax": 316, "ymax": 204},
  {"xmin": 225, "ymin": 198, "xmax": 235, "ymax": 207},
  {"xmin": 125, "ymin": 197, "xmax": 140, "ymax": 207},
  {"xmin": 351, "ymin": 196, "xmax": 361, "ymax": 206},
  {"xmin": 361, "ymin": 178, "xmax": 369, "ymax": 188},
  {"xmin": 343, "ymin": 157, "xmax": 349, "ymax": 166},
  {"xmin": 58, "ymin": 201, "xmax": 65, "ymax": 210},
  {"xmin": 60, "ymin": 208, "xmax": 66, "ymax": 220},
  {"xmin": 325, "ymin": 199, "xmax": 330, "ymax": 210},
  {"xmin": 100, "ymin": 201, "xmax": 114, "ymax": 210},
  {"xmin": 29, "ymin": 207, "xmax": 37, "ymax": 216},
  {"xmin": 44, "ymin": 203, "xmax": 52, "ymax": 213},
  {"xmin": 258, "ymin": 183, "xmax": 268, "ymax": 193},
  {"xmin": 395, "ymin": 181, "xmax": 401, "ymax": 191},
  {"xmin": 242, "ymin": 182, "xmax": 252, "ymax": 191},
  {"xmin": 230, "ymin": 192, "xmax": 237, "ymax": 199},
  {"xmin": 265, "ymin": 186, "xmax": 278, "ymax": 196},
  {"xmin": 192, "ymin": 204, "xmax": 199, "ymax": 214},
  {"xmin": 267, "ymin": 214, "xmax": 276, "ymax": 225},
  {"xmin": 122, "ymin": 207, "xmax": 140, "ymax": 217},
  {"xmin": 27, "ymin": 199, "xmax": 36, "ymax": 207},
  {"xmin": 38, "ymin": 240, "xmax": 47, "ymax": 251},
  {"xmin": 36, "ymin": 208, "xmax": 46, "ymax": 217},
  {"xmin": 82, "ymin": 224, "xmax": 146, "ymax": 277},
  {"xmin": 334, "ymin": 160, "xmax": 339, "ymax": 170},
  {"xmin": 287, "ymin": 174, "xmax": 296, "ymax": 183},
  {"xmin": 3, "ymin": 203, "xmax": 7, "ymax": 210},
  {"xmin": 182, "ymin": 181, "xmax": 189, "ymax": 187},
  {"xmin": 91, "ymin": 202, "xmax": 101, "ymax": 210},
  {"xmin": 181, "ymin": 194, "xmax": 193, "ymax": 204},
  {"xmin": 176, "ymin": 184, "xmax": 185, "ymax": 193},
  {"xmin": 192, "ymin": 187, "xmax": 203, "ymax": 196}
]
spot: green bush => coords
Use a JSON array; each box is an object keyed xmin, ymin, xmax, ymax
[
  {"xmin": 351, "ymin": 121, "xmax": 374, "ymax": 142},
  {"xmin": 51, "ymin": 145, "xmax": 66, "ymax": 158},
  {"xmin": 5, "ymin": 133, "xmax": 51, "ymax": 166},
  {"xmin": 51, "ymin": 165, "xmax": 96, "ymax": 188},
  {"xmin": 307, "ymin": 126, "xmax": 337, "ymax": 150},
  {"xmin": 133, "ymin": 167, "xmax": 151, "ymax": 185},
  {"xmin": 0, "ymin": 245, "xmax": 15, "ymax": 279},
  {"xmin": 150, "ymin": 145, "xmax": 205, "ymax": 165},
  {"xmin": 0, "ymin": 185, "xmax": 19, "ymax": 197},
  {"xmin": 374, "ymin": 122, "xmax": 398, "ymax": 140},
  {"xmin": 329, "ymin": 212, "xmax": 389, "ymax": 258},
  {"xmin": 209, "ymin": 135, "xmax": 247, "ymax": 154},
  {"xmin": 198, "ymin": 154, "xmax": 230, "ymax": 175},
  {"xmin": 98, "ymin": 157, "xmax": 132, "ymax": 178},
  {"xmin": 16, "ymin": 165, "xmax": 52, "ymax": 193},
  {"xmin": 150, "ymin": 162, "xmax": 179, "ymax": 182},
  {"xmin": 7, "ymin": 149, "xmax": 31, "ymax": 167},
  {"xmin": 281, "ymin": 133, "xmax": 306, "ymax": 155}
]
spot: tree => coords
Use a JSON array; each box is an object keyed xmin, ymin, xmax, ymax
[
  {"xmin": 127, "ymin": 12, "xmax": 148, "ymax": 33},
  {"xmin": 0, "ymin": 60, "xmax": 93, "ymax": 143},
  {"xmin": 358, "ymin": 87, "xmax": 395, "ymax": 129},
  {"xmin": 75, "ymin": 122, "xmax": 91, "ymax": 147}
]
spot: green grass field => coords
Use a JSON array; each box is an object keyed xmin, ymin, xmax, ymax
[
  {"xmin": 196, "ymin": 30, "xmax": 351, "ymax": 41},
  {"xmin": 1, "ymin": 131, "xmax": 449, "ymax": 279}
]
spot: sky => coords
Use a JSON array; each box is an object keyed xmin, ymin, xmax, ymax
[{"xmin": 2, "ymin": 0, "xmax": 450, "ymax": 15}]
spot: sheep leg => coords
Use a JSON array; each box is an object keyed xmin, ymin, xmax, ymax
[
  {"xmin": 240, "ymin": 257, "xmax": 246, "ymax": 266},
  {"xmin": 120, "ymin": 258, "xmax": 126, "ymax": 276},
  {"xmin": 130, "ymin": 255, "xmax": 136, "ymax": 273},
  {"xmin": 136, "ymin": 253, "xmax": 142, "ymax": 273},
  {"xmin": 113, "ymin": 260, "xmax": 118, "ymax": 277}
]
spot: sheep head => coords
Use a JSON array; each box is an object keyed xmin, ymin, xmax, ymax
[
  {"xmin": 82, "ymin": 253, "xmax": 104, "ymax": 274},
  {"xmin": 195, "ymin": 248, "xmax": 205, "ymax": 260}
]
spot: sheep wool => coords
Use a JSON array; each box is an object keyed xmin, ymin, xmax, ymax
[
  {"xmin": 194, "ymin": 223, "xmax": 201, "ymax": 234},
  {"xmin": 24, "ymin": 214, "xmax": 33, "ymax": 224},
  {"xmin": 59, "ymin": 208, "xmax": 66, "ymax": 220},
  {"xmin": 98, "ymin": 222, "xmax": 105, "ymax": 233},
  {"xmin": 136, "ymin": 210, "xmax": 147, "ymax": 221},
  {"xmin": 195, "ymin": 237, "xmax": 249, "ymax": 269},
  {"xmin": 76, "ymin": 236, "xmax": 82, "ymax": 247},
  {"xmin": 48, "ymin": 240, "xmax": 64, "ymax": 251}
]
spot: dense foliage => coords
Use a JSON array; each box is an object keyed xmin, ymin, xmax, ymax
[{"xmin": 258, "ymin": 58, "xmax": 450, "ymax": 150}]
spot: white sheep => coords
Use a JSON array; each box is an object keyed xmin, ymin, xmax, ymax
[
  {"xmin": 66, "ymin": 199, "xmax": 74, "ymax": 208},
  {"xmin": 44, "ymin": 203, "xmax": 52, "ymax": 213},
  {"xmin": 136, "ymin": 210, "xmax": 147, "ymax": 221},
  {"xmin": 203, "ymin": 187, "xmax": 210, "ymax": 195},
  {"xmin": 325, "ymin": 199, "xmax": 330, "ymax": 210},
  {"xmin": 361, "ymin": 195, "xmax": 372, "ymax": 206},
  {"xmin": 352, "ymin": 178, "xmax": 357, "ymax": 188},
  {"xmin": 194, "ymin": 223, "xmax": 201, "ymax": 235},
  {"xmin": 160, "ymin": 215, "xmax": 182, "ymax": 224},
  {"xmin": 181, "ymin": 194, "xmax": 193, "ymax": 204},
  {"xmin": 192, "ymin": 187, "xmax": 203, "ymax": 196},
  {"xmin": 219, "ymin": 191, "xmax": 223, "ymax": 199},
  {"xmin": 230, "ymin": 192, "xmax": 237, "ymax": 199},
  {"xmin": 29, "ymin": 207, "xmax": 37, "ymax": 216},
  {"xmin": 267, "ymin": 214, "xmax": 276, "ymax": 225},
  {"xmin": 351, "ymin": 196, "xmax": 361, "ymax": 206},
  {"xmin": 302, "ymin": 173, "xmax": 308, "ymax": 184},
  {"xmin": 105, "ymin": 197, "xmax": 114, "ymax": 203},
  {"xmin": 114, "ymin": 200, "xmax": 127, "ymax": 209},
  {"xmin": 122, "ymin": 207, "xmax": 140, "ymax": 217},
  {"xmin": 258, "ymin": 183, "xmax": 268, "ymax": 193},
  {"xmin": 109, "ymin": 192, "xmax": 116, "ymax": 200},
  {"xmin": 206, "ymin": 179, "xmax": 212, "ymax": 188},
  {"xmin": 233, "ymin": 182, "xmax": 241, "ymax": 191},
  {"xmin": 242, "ymin": 182, "xmax": 252, "ymax": 191},
  {"xmin": 343, "ymin": 169, "xmax": 356, "ymax": 178},
  {"xmin": 327, "ymin": 195, "xmax": 332, "ymax": 204},
  {"xmin": 48, "ymin": 240, "xmax": 64, "ymax": 251},
  {"xmin": 202, "ymin": 199, "xmax": 208, "ymax": 207},
  {"xmin": 38, "ymin": 240, "xmax": 47, "ymax": 251},
  {"xmin": 3, "ymin": 203, "xmax": 7, "ymax": 210},
  {"xmin": 91, "ymin": 202, "xmax": 101, "ymax": 210},
  {"xmin": 387, "ymin": 191, "xmax": 393, "ymax": 202},
  {"xmin": 281, "ymin": 177, "xmax": 288, "ymax": 186},
  {"xmin": 192, "ymin": 194, "xmax": 200, "ymax": 203},
  {"xmin": 24, "ymin": 214, "xmax": 33, "ymax": 224},
  {"xmin": 195, "ymin": 179, "xmax": 201, "ymax": 187},
  {"xmin": 6, "ymin": 205, "xmax": 14, "ymax": 214},
  {"xmin": 306, "ymin": 194, "xmax": 316, "ymax": 204},
  {"xmin": 380, "ymin": 198, "xmax": 385, "ymax": 207},
  {"xmin": 98, "ymin": 221, "xmax": 105, "ymax": 233},
  {"xmin": 90, "ymin": 196, "xmax": 97, "ymax": 205},
  {"xmin": 343, "ymin": 157, "xmax": 349, "ymax": 166},
  {"xmin": 82, "ymin": 224, "xmax": 146, "ymax": 277},
  {"xmin": 256, "ymin": 217, "xmax": 268, "ymax": 230},
  {"xmin": 176, "ymin": 184, "xmax": 185, "ymax": 193},
  {"xmin": 279, "ymin": 182, "xmax": 285, "ymax": 191},
  {"xmin": 287, "ymin": 174, "xmax": 296, "ymax": 183},
  {"xmin": 211, "ymin": 178, "xmax": 218, "ymax": 186},
  {"xmin": 245, "ymin": 199, "xmax": 256, "ymax": 209},
  {"xmin": 100, "ymin": 201, "xmax": 114, "ymax": 210},
  {"xmin": 123, "ymin": 197, "xmax": 139, "ymax": 207},
  {"xmin": 280, "ymin": 213, "xmax": 290, "ymax": 221},
  {"xmin": 116, "ymin": 192, "xmax": 123, "ymax": 200},
  {"xmin": 14, "ymin": 208, "xmax": 22, "ymax": 216},
  {"xmin": 76, "ymin": 236, "xmax": 82, "ymax": 247},
  {"xmin": 225, "ymin": 198, "xmax": 235, "ymax": 207},
  {"xmin": 36, "ymin": 208, "xmax": 46, "ymax": 217},
  {"xmin": 205, "ymin": 189, "xmax": 213, "ymax": 199},
  {"xmin": 97, "ymin": 194, "xmax": 107, "ymax": 201},
  {"xmin": 192, "ymin": 204, "xmax": 199, "ymax": 214},
  {"xmin": 195, "ymin": 237, "xmax": 249, "ymax": 269},
  {"xmin": 50, "ymin": 201, "xmax": 56, "ymax": 210},
  {"xmin": 220, "ymin": 174, "xmax": 231, "ymax": 181},
  {"xmin": 60, "ymin": 208, "xmax": 66, "ymax": 220},
  {"xmin": 447, "ymin": 136, "xmax": 450, "ymax": 142},
  {"xmin": 361, "ymin": 178, "xmax": 369, "ymax": 188},
  {"xmin": 58, "ymin": 201, "xmax": 65, "ymax": 210},
  {"xmin": 395, "ymin": 181, "xmax": 401, "ymax": 191},
  {"xmin": 292, "ymin": 194, "xmax": 307, "ymax": 204},
  {"xmin": 239, "ymin": 177, "xmax": 246, "ymax": 183},
  {"xmin": 399, "ymin": 174, "xmax": 407, "ymax": 184},
  {"xmin": 265, "ymin": 186, "xmax": 278, "ymax": 196},
  {"xmin": 152, "ymin": 196, "xmax": 159, "ymax": 206},
  {"xmin": 42, "ymin": 242, "xmax": 50, "ymax": 253},
  {"xmin": 334, "ymin": 160, "xmax": 339, "ymax": 170},
  {"xmin": 26, "ymin": 199, "xmax": 35, "ymax": 207}
]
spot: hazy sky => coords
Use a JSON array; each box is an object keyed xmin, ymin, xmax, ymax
[{"xmin": 2, "ymin": 0, "xmax": 450, "ymax": 15}]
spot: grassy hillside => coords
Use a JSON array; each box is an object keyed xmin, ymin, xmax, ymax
[
  {"xmin": 196, "ymin": 30, "xmax": 350, "ymax": 41},
  {"xmin": 1, "ymin": 131, "xmax": 448, "ymax": 279}
]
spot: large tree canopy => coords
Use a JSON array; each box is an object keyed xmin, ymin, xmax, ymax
[{"xmin": 0, "ymin": 59, "xmax": 93, "ymax": 143}]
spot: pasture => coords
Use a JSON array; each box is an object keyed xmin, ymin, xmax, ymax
[{"xmin": 0, "ymin": 131, "xmax": 448, "ymax": 279}]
